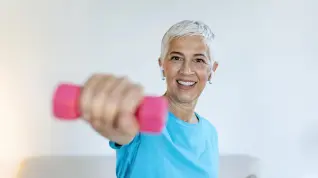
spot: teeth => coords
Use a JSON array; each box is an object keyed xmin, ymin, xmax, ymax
[{"xmin": 177, "ymin": 80, "xmax": 195, "ymax": 86}]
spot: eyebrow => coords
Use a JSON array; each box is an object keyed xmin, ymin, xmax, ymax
[
  {"xmin": 170, "ymin": 51, "xmax": 184, "ymax": 56},
  {"xmin": 170, "ymin": 51, "xmax": 207, "ymax": 58}
]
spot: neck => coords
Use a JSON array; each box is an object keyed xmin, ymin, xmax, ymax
[{"xmin": 163, "ymin": 92, "xmax": 198, "ymax": 123}]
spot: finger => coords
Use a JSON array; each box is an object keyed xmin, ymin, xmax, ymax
[
  {"xmin": 101, "ymin": 76, "xmax": 129, "ymax": 122},
  {"xmin": 120, "ymin": 84, "xmax": 144, "ymax": 114},
  {"xmin": 80, "ymin": 74, "xmax": 105, "ymax": 121},
  {"xmin": 90, "ymin": 118, "xmax": 103, "ymax": 133},
  {"xmin": 108, "ymin": 76, "xmax": 129, "ymax": 99},
  {"xmin": 115, "ymin": 112, "xmax": 139, "ymax": 137},
  {"xmin": 90, "ymin": 76, "xmax": 117, "ymax": 125},
  {"xmin": 96, "ymin": 76, "xmax": 126, "ymax": 127}
]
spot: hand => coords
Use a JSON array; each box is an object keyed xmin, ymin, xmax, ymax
[{"xmin": 80, "ymin": 74, "xmax": 144, "ymax": 145}]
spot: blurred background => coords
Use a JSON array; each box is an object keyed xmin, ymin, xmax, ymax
[{"xmin": 0, "ymin": 0, "xmax": 317, "ymax": 178}]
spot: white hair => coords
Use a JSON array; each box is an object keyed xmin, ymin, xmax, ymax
[{"xmin": 160, "ymin": 20, "xmax": 216, "ymax": 62}]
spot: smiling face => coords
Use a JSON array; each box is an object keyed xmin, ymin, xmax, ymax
[{"xmin": 159, "ymin": 35, "xmax": 216, "ymax": 104}]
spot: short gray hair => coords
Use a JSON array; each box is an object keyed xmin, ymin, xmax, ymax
[{"xmin": 160, "ymin": 20, "xmax": 215, "ymax": 61}]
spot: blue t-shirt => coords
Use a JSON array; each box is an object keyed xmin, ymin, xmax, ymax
[{"xmin": 109, "ymin": 111, "xmax": 219, "ymax": 178}]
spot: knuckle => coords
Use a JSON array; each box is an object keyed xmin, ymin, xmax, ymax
[
  {"xmin": 105, "ymin": 74, "xmax": 115, "ymax": 80},
  {"xmin": 133, "ymin": 83, "xmax": 144, "ymax": 93},
  {"xmin": 91, "ymin": 98, "xmax": 102, "ymax": 119},
  {"xmin": 82, "ymin": 113, "xmax": 91, "ymax": 121},
  {"xmin": 86, "ymin": 74, "xmax": 102, "ymax": 85},
  {"xmin": 120, "ymin": 76, "xmax": 129, "ymax": 81},
  {"xmin": 101, "ymin": 102, "xmax": 117, "ymax": 124},
  {"xmin": 116, "ymin": 114, "xmax": 134, "ymax": 131},
  {"xmin": 90, "ymin": 119, "xmax": 101, "ymax": 131},
  {"xmin": 131, "ymin": 85, "xmax": 144, "ymax": 101},
  {"xmin": 123, "ymin": 125, "xmax": 138, "ymax": 138}
]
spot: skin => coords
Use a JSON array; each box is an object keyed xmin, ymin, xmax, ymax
[
  {"xmin": 159, "ymin": 35, "xmax": 218, "ymax": 123},
  {"xmin": 80, "ymin": 74, "xmax": 143, "ymax": 145},
  {"xmin": 80, "ymin": 35, "xmax": 218, "ymax": 145}
]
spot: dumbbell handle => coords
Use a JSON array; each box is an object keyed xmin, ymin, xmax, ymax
[{"xmin": 52, "ymin": 83, "xmax": 168, "ymax": 133}]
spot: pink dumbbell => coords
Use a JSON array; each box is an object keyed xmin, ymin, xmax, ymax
[{"xmin": 52, "ymin": 83, "xmax": 168, "ymax": 133}]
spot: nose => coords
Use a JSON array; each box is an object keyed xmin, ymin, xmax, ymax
[{"xmin": 179, "ymin": 61, "xmax": 194, "ymax": 75}]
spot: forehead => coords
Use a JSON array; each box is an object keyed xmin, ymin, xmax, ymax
[{"xmin": 168, "ymin": 35, "xmax": 208, "ymax": 55}]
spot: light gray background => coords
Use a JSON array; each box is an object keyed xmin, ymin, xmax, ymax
[{"xmin": 1, "ymin": 0, "xmax": 317, "ymax": 178}]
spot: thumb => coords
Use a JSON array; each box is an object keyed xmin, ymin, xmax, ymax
[{"xmin": 116, "ymin": 112, "xmax": 139, "ymax": 137}]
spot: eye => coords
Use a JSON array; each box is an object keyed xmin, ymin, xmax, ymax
[
  {"xmin": 195, "ymin": 59, "xmax": 206, "ymax": 63},
  {"xmin": 171, "ymin": 56, "xmax": 182, "ymax": 61}
]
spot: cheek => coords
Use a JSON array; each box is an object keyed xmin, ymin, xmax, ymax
[
  {"xmin": 197, "ymin": 71, "xmax": 210, "ymax": 82},
  {"xmin": 165, "ymin": 65, "xmax": 179, "ymax": 78}
]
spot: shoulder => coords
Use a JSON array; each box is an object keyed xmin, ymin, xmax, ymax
[
  {"xmin": 196, "ymin": 113, "xmax": 219, "ymax": 154},
  {"xmin": 196, "ymin": 113, "xmax": 218, "ymax": 138}
]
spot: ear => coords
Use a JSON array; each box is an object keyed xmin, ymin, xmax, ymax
[
  {"xmin": 158, "ymin": 58, "xmax": 163, "ymax": 69},
  {"xmin": 212, "ymin": 61, "xmax": 219, "ymax": 72},
  {"xmin": 158, "ymin": 58, "xmax": 165, "ymax": 76},
  {"xmin": 208, "ymin": 61, "xmax": 219, "ymax": 81}
]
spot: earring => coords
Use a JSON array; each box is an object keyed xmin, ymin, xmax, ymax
[
  {"xmin": 208, "ymin": 71, "xmax": 213, "ymax": 84},
  {"xmin": 161, "ymin": 69, "xmax": 165, "ymax": 80}
]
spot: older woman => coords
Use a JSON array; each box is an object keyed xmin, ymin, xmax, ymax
[{"xmin": 80, "ymin": 20, "xmax": 219, "ymax": 178}]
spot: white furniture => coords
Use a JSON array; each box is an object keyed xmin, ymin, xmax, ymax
[{"xmin": 16, "ymin": 154, "xmax": 260, "ymax": 178}]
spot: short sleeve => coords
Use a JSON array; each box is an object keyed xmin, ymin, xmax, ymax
[
  {"xmin": 109, "ymin": 133, "xmax": 140, "ymax": 150},
  {"xmin": 109, "ymin": 141, "xmax": 123, "ymax": 149},
  {"xmin": 108, "ymin": 133, "xmax": 141, "ymax": 177}
]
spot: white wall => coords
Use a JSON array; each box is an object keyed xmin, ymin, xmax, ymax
[{"xmin": 1, "ymin": 0, "xmax": 317, "ymax": 178}]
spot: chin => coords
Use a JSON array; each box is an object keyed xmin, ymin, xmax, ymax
[
  {"xmin": 167, "ymin": 81, "xmax": 203, "ymax": 103},
  {"xmin": 175, "ymin": 93, "xmax": 198, "ymax": 103}
]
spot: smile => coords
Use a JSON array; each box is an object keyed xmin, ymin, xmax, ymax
[{"xmin": 176, "ymin": 80, "xmax": 197, "ymax": 86}]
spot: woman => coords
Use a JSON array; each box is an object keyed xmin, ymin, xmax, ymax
[{"xmin": 80, "ymin": 20, "xmax": 219, "ymax": 178}]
